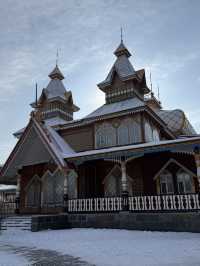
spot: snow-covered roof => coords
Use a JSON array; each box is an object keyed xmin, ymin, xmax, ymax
[
  {"xmin": 43, "ymin": 123, "xmax": 75, "ymax": 160},
  {"xmin": 85, "ymin": 98, "xmax": 145, "ymax": 119},
  {"xmin": 65, "ymin": 136, "xmax": 200, "ymax": 160},
  {"xmin": 1, "ymin": 117, "xmax": 76, "ymax": 180},
  {"xmin": 45, "ymin": 117, "xmax": 68, "ymax": 127},
  {"xmin": 156, "ymin": 109, "xmax": 196, "ymax": 136},
  {"xmin": 0, "ymin": 184, "xmax": 16, "ymax": 191},
  {"xmin": 13, "ymin": 127, "xmax": 26, "ymax": 138}
]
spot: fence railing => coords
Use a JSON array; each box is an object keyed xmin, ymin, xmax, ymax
[
  {"xmin": 68, "ymin": 193, "xmax": 200, "ymax": 213},
  {"xmin": 68, "ymin": 197, "xmax": 122, "ymax": 213},
  {"xmin": 0, "ymin": 192, "xmax": 16, "ymax": 218}
]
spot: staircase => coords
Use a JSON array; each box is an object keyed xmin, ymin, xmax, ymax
[{"xmin": 1, "ymin": 215, "xmax": 32, "ymax": 231}]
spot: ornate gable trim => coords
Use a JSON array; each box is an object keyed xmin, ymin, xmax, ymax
[{"xmin": 153, "ymin": 158, "xmax": 197, "ymax": 181}]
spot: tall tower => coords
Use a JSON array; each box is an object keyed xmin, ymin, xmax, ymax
[
  {"xmin": 97, "ymin": 40, "xmax": 149, "ymax": 104},
  {"xmin": 31, "ymin": 65, "xmax": 79, "ymax": 125}
]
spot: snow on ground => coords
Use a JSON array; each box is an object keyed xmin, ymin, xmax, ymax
[
  {"xmin": 0, "ymin": 250, "xmax": 28, "ymax": 266},
  {"xmin": 1, "ymin": 229, "xmax": 200, "ymax": 266}
]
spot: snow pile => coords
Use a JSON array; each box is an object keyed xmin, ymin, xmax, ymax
[{"xmin": 1, "ymin": 229, "xmax": 200, "ymax": 266}]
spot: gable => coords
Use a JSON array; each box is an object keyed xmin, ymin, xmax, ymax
[
  {"xmin": 0, "ymin": 118, "xmax": 70, "ymax": 181},
  {"xmin": 1, "ymin": 124, "xmax": 53, "ymax": 179},
  {"xmin": 153, "ymin": 158, "xmax": 197, "ymax": 180}
]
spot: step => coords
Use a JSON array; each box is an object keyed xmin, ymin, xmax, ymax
[{"xmin": 1, "ymin": 215, "xmax": 32, "ymax": 231}]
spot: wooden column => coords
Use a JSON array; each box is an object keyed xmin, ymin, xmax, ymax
[
  {"xmin": 121, "ymin": 161, "xmax": 128, "ymax": 195},
  {"xmin": 194, "ymin": 147, "xmax": 200, "ymax": 192},
  {"xmin": 15, "ymin": 173, "xmax": 21, "ymax": 214},
  {"xmin": 63, "ymin": 172, "xmax": 68, "ymax": 212},
  {"xmin": 121, "ymin": 157, "xmax": 129, "ymax": 211}
]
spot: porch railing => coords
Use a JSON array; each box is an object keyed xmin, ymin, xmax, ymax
[
  {"xmin": 68, "ymin": 197, "xmax": 122, "ymax": 213},
  {"xmin": 0, "ymin": 192, "xmax": 16, "ymax": 218},
  {"xmin": 68, "ymin": 193, "xmax": 200, "ymax": 213},
  {"xmin": 129, "ymin": 194, "xmax": 200, "ymax": 212}
]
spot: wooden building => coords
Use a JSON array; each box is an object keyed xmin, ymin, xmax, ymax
[{"xmin": 1, "ymin": 40, "xmax": 200, "ymax": 215}]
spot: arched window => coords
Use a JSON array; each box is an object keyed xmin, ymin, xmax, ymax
[
  {"xmin": 177, "ymin": 170, "xmax": 194, "ymax": 194},
  {"xmin": 95, "ymin": 123, "xmax": 116, "ymax": 148},
  {"xmin": 42, "ymin": 169, "xmax": 65, "ymax": 207},
  {"xmin": 26, "ymin": 175, "xmax": 41, "ymax": 208},
  {"xmin": 103, "ymin": 166, "xmax": 122, "ymax": 197},
  {"xmin": 103, "ymin": 165, "xmax": 133, "ymax": 196},
  {"xmin": 117, "ymin": 118, "xmax": 142, "ymax": 146},
  {"xmin": 145, "ymin": 121, "xmax": 153, "ymax": 142},
  {"xmin": 118, "ymin": 122, "xmax": 129, "ymax": 145},
  {"xmin": 129, "ymin": 120, "xmax": 142, "ymax": 144},
  {"xmin": 152, "ymin": 128, "xmax": 160, "ymax": 142},
  {"xmin": 160, "ymin": 170, "xmax": 174, "ymax": 194},
  {"xmin": 68, "ymin": 170, "xmax": 78, "ymax": 199}
]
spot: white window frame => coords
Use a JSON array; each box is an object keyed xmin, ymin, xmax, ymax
[
  {"xmin": 177, "ymin": 170, "xmax": 194, "ymax": 194},
  {"xmin": 160, "ymin": 170, "xmax": 174, "ymax": 194}
]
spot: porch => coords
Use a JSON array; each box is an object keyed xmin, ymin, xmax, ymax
[{"xmin": 4, "ymin": 137, "xmax": 200, "ymax": 216}]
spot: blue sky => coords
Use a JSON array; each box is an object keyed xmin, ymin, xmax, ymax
[{"xmin": 1, "ymin": 0, "xmax": 200, "ymax": 164}]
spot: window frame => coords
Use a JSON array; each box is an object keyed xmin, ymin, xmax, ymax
[{"xmin": 159, "ymin": 170, "xmax": 174, "ymax": 195}]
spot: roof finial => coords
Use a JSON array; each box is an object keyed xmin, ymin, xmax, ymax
[
  {"xmin": 157, "ymin": 84, "xmax": 160, "ymax": 100},
  {"xmin": 120, "ymin": 27, "xmax": 123, "ymax": 42},
  {"xmin": 35, "ymin": 83, "xmax": 38, "ymax": 107},
  {"xmin": 150, "ymin": 71, "xmax": 153, "ymax": 93},
  {"xmin": 56, "ymin": 48, "xmax": 59, "ymax": 66}
]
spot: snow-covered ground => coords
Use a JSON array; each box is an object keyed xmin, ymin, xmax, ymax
[
  {"xmin": 0, "ymin": 229, "xmax": 200, "ymax": 266},
  {"xmin": 0, "ymin": 250, "xmax": 28, "ymax": 266}
]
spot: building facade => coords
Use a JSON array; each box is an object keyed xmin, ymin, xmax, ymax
[{"xmin": 1, "ymin": 40, "xmax": 200, "ymax": 215}]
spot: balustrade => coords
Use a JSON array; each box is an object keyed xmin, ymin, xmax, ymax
[{"xmin": 68, "ymin": 193, "xmax": 200, "ymax": 213}]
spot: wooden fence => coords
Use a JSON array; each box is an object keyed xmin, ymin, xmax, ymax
[{"xmin": 68, "ymin": 193, "xmax": 200, "ymax": 213}]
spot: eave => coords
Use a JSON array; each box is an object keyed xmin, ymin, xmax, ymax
[{"xmin": 65, "ymin": 136, "xmax": 200, "ymax": 163}]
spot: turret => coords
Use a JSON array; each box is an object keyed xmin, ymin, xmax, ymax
[{"xmin": 31, "ymin": 65, "xmax": 79, "ymax": 125}]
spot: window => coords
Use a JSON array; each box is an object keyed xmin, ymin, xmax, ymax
[
  {"xmin": 104, "ymin": 166, "xmax": 121, "ymax": 197},
  {"xmin": 177, "ymin": 170, "xmax": 194, "ymax": 194},
  {"xmin": 152, "ymin": 128, "xmax": 160, "ymax": 142},
  {"xmin": 129, "ymin": 120, "xmax": 142, "ymax": 143},
  {"xmin": 68, "ymin": 170, "xmax": 78, "ymax": 199},
  {"xmin": 160, "ymin": 170, "xmax": 174, "ymax": 194},
  {"xmin": 96, "ymin": 118, "xmax": 142, "ymax": 148},
  {"xmin": 26, "ymin": 176, "xmax": 41, "ymax": 208},
  {"xmin": 118, "ymin": 123, "xmax": 129, "ymax": 145},
  {"xmin": 42, "ymin": 170, "xmax": 65, "ymax": 206},
  {"xmin": 145, "ymin": 121, "xmax": 153, "ymax": 142},
  {"xmin": 103, "ymin": 165, "xmax": 133, "ymax": 196},
  {"xmin": 96, "ymin": 123, "xmax": 116, "ymax": 148}
]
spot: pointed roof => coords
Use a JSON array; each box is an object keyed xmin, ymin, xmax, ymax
[
  {"xmin": 0, "ymin": 117, "xmax": 75, "ymax": 180},
  {"xmin": 114, "ymin": 41, "xmax": 131, "ymax": 57},
  {"xmin": 45, "ymin": 78, "xmax": 67, "ymax": 100},
  {"xmin": 48, "ymin": 65, "xmax": 64, "ymax": 80},
  {"xmin": 97, "ymin": 41, "xmax": 141, "ymax": 90}
]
